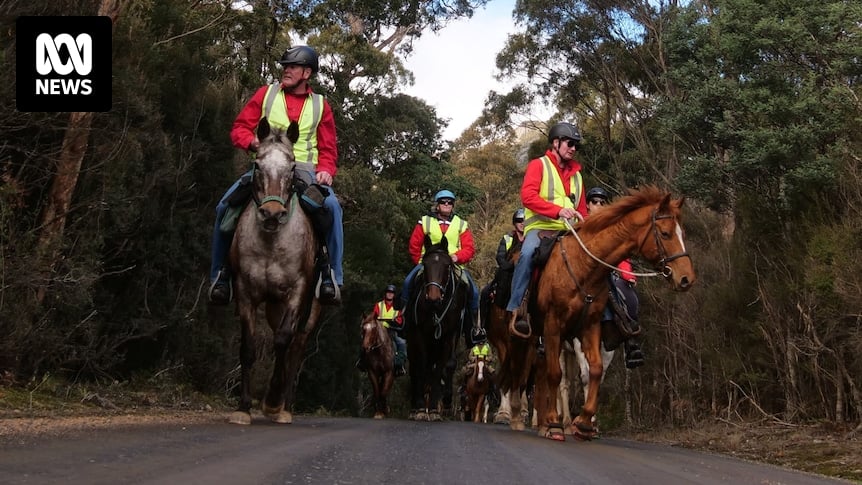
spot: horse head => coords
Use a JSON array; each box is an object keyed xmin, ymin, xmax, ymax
[
  {"xmin": 251, "ymin": 117, "xmax": 300, "ymax": 233},
  {"xmin": 637, "ymin": 190, "xmax": 695, "ymax": 291},
  {"xmin": 421, "ymin": 234, "xmax": 453, "ymax": 304},
  {"xmin": 360, "ymin": 313, "xmax": 383, "ymax": 353}
]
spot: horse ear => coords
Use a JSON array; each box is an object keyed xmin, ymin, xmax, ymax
[
  {"xmin": 439, "ymin": 234, "xmax": 448, "ymax": 251},
  {"xmin": 659, "ymin": 193, "xmax": 672, "ymax": 210},
  {"xmin": 675, "ymin": 196, "xmax": 686, "ymax": 209},
  {"xmin": 257, "ymin": 117, "xmax": 272, "ymax": 141},
  {"xmin": 423, "ymin": 234, "xmax": 433, "ymax": 251},
  {"xmin": 286, "ymin": 121, "xmax": 300, "ymax": 144}
]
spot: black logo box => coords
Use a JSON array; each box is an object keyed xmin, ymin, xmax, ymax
[{"xmin": 16, "ymin": 16, "xmax": 112, "ymax": 112}]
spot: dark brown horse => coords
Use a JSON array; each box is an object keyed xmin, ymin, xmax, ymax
[
  {"xmin": 227, "ymin": 118, "xmax": 321, "ymax": 425},
  {"xmin": 503, "ymin": 186, "xmax": 695, "ymax": 440},
  {"xmin": 359, "ymin": 313, "xmax": 395, "ymax": 419},
  {"xmin": 488, "ymin": 249, "xmax": 537, "ymax": 430},
  {"xmin": 404, "ymin": 235, "xmax": 467, "ymax": 421}
]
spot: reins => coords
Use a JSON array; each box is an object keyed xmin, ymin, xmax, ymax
[{"xmin": 563, "ymin": 218, "xmax": 665, "ymax": 278}]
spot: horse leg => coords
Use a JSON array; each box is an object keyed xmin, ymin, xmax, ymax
[
  {"xmin": 539, "ymin": 332, "xmax": 565, "ymax": 441},
  {"xmin": 230, "ymin": 301, "xmax": 257, "ymax": 425},
  {"xmin": 263, "ymin": 302, "xmax": 295, "ymax": 423},
  {"xmin": 573, "ymin": 324, "xmax": 603, "ymax": 440},
  {"xmin": 379, "ymin": 370, "xmax": 394, "ymax": 419},
  {"xmin": 494, "ymin": 390, "xmax": 512, "ymax": 424}
]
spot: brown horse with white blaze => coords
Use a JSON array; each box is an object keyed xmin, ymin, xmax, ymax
[
  {"xmin": 359, "ymin": 313, "xmax": 395, "ymax": 419},
  {"xmin": 228, "ymin": 117, "xmax": 321, "ymax": 425},
  {"xmin": 525, "ymin": 186, "xmax": 695, "ymax": 440}
]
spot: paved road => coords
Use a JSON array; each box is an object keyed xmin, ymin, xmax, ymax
[{"xmin": 0, "ymin": 416, "xmax": 848, "ymax": 484}]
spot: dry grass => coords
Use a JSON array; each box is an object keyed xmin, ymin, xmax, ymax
[{"xmin": 612, "ymin": 420, "xmax": 862, "ymax": 482}]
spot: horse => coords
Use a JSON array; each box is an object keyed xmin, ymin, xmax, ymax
[
  {"xmin": 227, "ymin": 117, "xmax": 322, "ymax": 425},
  {"xmin": 505, "ymin": 186, "xmax": 695, "ymax": 441},
  {"xmin": 359, "ymin": 313, "xmax": 396, "ymax": 419},
  {"xmin": 463, "ymin": 355, "xmax": 492, "ymax": 423},
  {"xmin": 404, "ymin": 235, "xmax": 467, "ymax": 421}
]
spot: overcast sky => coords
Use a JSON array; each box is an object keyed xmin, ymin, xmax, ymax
[{"xmin": 400, "ymin": 0, "xmax": 521, "ymax": 140}]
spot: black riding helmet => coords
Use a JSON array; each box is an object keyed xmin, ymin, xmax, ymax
[
  {"xmin": 586, "ymin": 187, "xmax": 610, "ymax": 202},
  {"xmin": 385, "ymin": 284, "xmax": 396, "ymax": 293},
  {"xmin": 548, "ymin": 122, "xmax": 582, "ymax": 147},
  {"xmin": 278, "ymin": 45, "xmax": 319, "ymax": 73},
  {"xmin": 512, "ymin": 208, "xmax": 525, "ymax": 225}
]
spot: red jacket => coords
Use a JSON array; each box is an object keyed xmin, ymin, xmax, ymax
[
  {"xmin": 618, "ymin": 259, "xmax": 637, "ymax": 283},
  {"xmin": 408, "ymin": 216, "xmax": 476, "ymax": 265},
  {"xmin": 230, "ymin": 85, "xmax": 338, "ymax": 178},
  {"xmin": 521, "ymin": 149, "xmax": 588, "ymax": 220}
]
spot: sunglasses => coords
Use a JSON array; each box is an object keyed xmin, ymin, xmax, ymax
[
  {"xmin": 438, "ymin": 199, "xmax": 454, "ymax": 206},
  {"xmin": 589, "ymin": 199, "xmax": 607, "ymax": 205},
  {"xmin": 562, "ymin": 139, "xmax": 579, "ymax": 148}
]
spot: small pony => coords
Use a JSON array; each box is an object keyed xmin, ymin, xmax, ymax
[
  {"xmin": 359, "ymin": 313, "xmax": 396, "ymax": 419},
  {"xmin": 463, "ymin": 354, "xmax": 492, "ymax": 423}
]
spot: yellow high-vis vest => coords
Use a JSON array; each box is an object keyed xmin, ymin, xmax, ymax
[
  {"xmin": 524, "ymin": 155, "xmax": 582, "ymax": 232},
  {"xmin": 262, "ymin": 83, "xmax": 323, "ymax": 172}
]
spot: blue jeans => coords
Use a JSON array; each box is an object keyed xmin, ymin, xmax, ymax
[
  {"xmin": 210, "ymin": 169, "xmax": 344, "ymax": 286},
  {"xmin": 401, "ymin": 263, "xmax": 479, "ymax": 313},
  {"xmin": 506, "ymin": 229, "xmax": 541, "ymax": 312}
]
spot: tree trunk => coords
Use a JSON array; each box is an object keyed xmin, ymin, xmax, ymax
[{"xmin": 34, "ymin": 0, "xmax": 124, "ymax": 303}]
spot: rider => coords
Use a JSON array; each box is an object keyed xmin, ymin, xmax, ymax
[
  {"xmin": 586, "ymin": 187, "xmax": 645, "ymax": 369},
  {"xmin": 401, "ymin": 190, "xmax": 483, "ymax": 348},
  {"xmin": 209, "ymin": 45, "xmax": 344, "ymax": 306},
  {"xmin": 506, "ymin": 122, "xmax": 587, "ymax": 337},
  {"xmin": 376, "ymin": 284, "xmax": 407, "ymax": 376},
  {"xmin": 480, "ymin": 208, "xmax": 525, "ymax": 315}
]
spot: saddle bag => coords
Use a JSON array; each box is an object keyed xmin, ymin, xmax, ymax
[
  {"xmin": 293, "ymin": 176, "xmax": 334, "ymax": 239},
  {"xmin": 218, "ymin": 173, "xmax": 254, "ymax": 233}
]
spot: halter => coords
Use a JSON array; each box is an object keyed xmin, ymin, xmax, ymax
[
  {"xmin": 640, "ymin": 209, "xmax": 691, "ymax": 279},
  {"xmin": 250, "ymin": 161, "xmax": 291, "ymax": 208},
  {"xmin": 415, "ymin": 252, "xmax": 458, "ymax": 340}
]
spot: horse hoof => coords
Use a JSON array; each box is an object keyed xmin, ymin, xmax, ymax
[
  {"xmin": 541, "ymin": 425, "xmax": 566, "ymax": 442},
  {"xmin": 229, "ymin": 411, "xmax": 251, "ymax": 425},
  {"xmin": 493, "ymin": 412, "xmax": 511, "ymax": 425},
  {"xmin": 267, "ymin": 411, "xmax": 293, "ymax": 424},
  {"xmin": 510, "ymin": 421, "xmax": 525, "ymax": 431},
  {"xmin": 428, "ymin": 411, "xmax": 442, "ymax": 422},
  {"xmin": 373, "ymin": 413, "xmax": 385, "ymax": 420}
]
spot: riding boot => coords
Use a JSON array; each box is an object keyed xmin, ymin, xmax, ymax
[
  {"xmin": 355, "ymin": 350, "xmax": 367, "ymax": 371},
  {"xmin": 208, "ymin": 269, "xmax": 232, "ymax": 305},
  {"xmin": 624, "ymin": 339, "xmax": 645, "ymax": 369},
  {"xmin": 316, "ymin": 247, "xmax": 340, "ymax": 305}
]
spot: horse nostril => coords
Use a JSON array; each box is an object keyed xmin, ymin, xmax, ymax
[{"xmin": 679, "ymin": 276, "xmax": 690, "ymax": 289}]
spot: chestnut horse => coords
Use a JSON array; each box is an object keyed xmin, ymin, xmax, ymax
[
  {"xmin": 464, "ymin": 355, "xmax": 492, "ymax": 423},
  {"xmin": 359, "ymin": 313, "xmax": 396, "ymax": 419},
  {"xmin": 505, "ymin": 186, "xmax": 694, "ymax": 440},
  {"xmin": 227, "ymin": 118, "xmax": 321, "ymax": 425},
  {"xmin": 404, "ymin": 235, "xmax": 466, "ymax": 421}
]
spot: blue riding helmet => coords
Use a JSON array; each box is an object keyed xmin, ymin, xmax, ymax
[{"xmin": 434, "ymin": 189, "xmax": 456, "ymax": 202}]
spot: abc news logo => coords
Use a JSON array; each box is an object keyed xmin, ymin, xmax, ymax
[{"xmin": 17, "ymin": 16, "xmax": 111, "ymax": 112}]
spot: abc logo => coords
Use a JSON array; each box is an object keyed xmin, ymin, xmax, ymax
[
  {"xmin": 16, "ymin": 16, "xmax": 111, "ymax": 112},
  {"xmin": 35, "ymin": 33, "xmax": 94, "ymax": 95}
]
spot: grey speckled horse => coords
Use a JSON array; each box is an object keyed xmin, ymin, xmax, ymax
[{"xmin": 228, "ymin": 117, "xmax": 321, "ymax": 425}]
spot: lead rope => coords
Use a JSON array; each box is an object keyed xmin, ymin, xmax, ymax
[{"xmin": 562, "ymin": 218, "xmax": 663, "ymax": 278}]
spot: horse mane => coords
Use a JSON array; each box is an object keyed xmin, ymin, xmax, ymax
[{"xmin": 580, "ymin": 185, "xmax": 670, "ymax": 235}]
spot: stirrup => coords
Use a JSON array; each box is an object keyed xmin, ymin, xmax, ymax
[{"xmin": 508, "ymin": 311, "xmax": 531, "ymax": 339}]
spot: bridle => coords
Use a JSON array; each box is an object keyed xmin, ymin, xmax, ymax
[
  {"xmin": 638, "ymin": 209, "xmax": 691, "ymax": 279},
  {"xmin": 416, "ymin": 250, "xmax": 458, "ymax": 339},
  {"xmin": 250, "ymin": 161, "xmax": 294, "ymax": 209}
]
